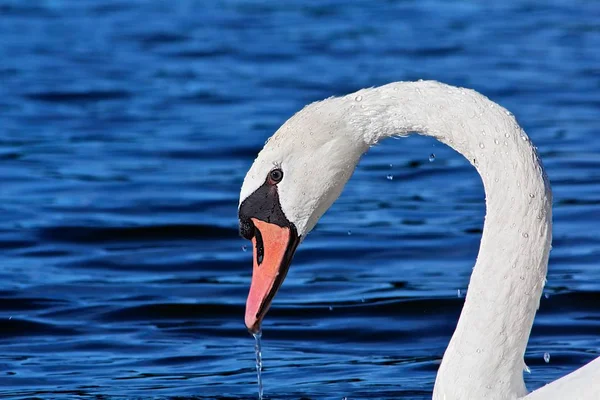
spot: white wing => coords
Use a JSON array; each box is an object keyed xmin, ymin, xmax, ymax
[{"xmin": 523, "ymin": 356, "xmax": 600, "ymax": 400}]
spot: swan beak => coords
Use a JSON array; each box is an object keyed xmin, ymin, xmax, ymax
[{"xmin": 245, "ymin": 218, "xmax": 299, "ymax": 333}]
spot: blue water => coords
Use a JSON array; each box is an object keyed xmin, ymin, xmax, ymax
[{"xmin": 1, "ymin": 1, "xmax": 599, "ymax": 399}]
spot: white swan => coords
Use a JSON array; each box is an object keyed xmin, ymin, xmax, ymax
[{"xmin": 237, "ymin": 81, "xmax": 600, "ymax": 399}]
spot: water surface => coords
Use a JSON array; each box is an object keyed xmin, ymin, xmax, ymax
[{"xmin": 0, "ymin": 0, "xmax": 599, "ymax": 399}]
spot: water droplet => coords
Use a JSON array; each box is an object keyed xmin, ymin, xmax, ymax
[
  {"xmin": 476, "ymin": 348, "xmax": 482, "ymax": 353},
  {"xmin": 504, "ymin": 141, "xmax": 508, "ymax": 146},
  {"xmin": 329, "ymin": 306, "xmax": 333, "ymax": 311},
  {"xmin": 355, "ymin": 95, "xmax": 363, "ymax": 102},
  {"xmin": 387, "ymin": 175, "xmax": 394, "ymax": 180},
  {"xmin": 494, "ymin": 139, "xmax": 499, "ymax": 145},
  {"xmin": 521, "ymin": 135, "xmax": 528, "ymax": 141},
  {"xmin": 347, "ymin": 230, "xmax": 352, "ymax": 236},
  {"xmin": 253, "ymin": 331, "xmax": 264, "ymax": 400},
  {"xmin": 429, "ymin": 153, "xmax": 435, "ymax": 162},
  {"xmin": 481, "ymin": 130, "xmax": 486, "ymax": 136},
  {"xmin": 242, "ymin": 245, "xmax": 248, "ymax": 252},
  {"xmin": 523, "ymin": 232, "xmax": 529, "ymax": 238},
  {"xmin": 529, "ymin": 193, "xmax": 535, "ymax": 198},
  {"xmin": 519, "ymin": 276, "xmax": 525, "ymax": 280},
  {"xmin": 457, "ymin": 289, "xmax": 462, "ymax": 298},
  {"xmin": 544, "ymin": 292, "xmax": 550, "ymax": 299},
  {"xmin": 479, "ymin": 143, "xmax": 485, "ymax": 149},
  {"xmin": 389, "ymin": 163, "xmax": 393, "ymax": 168},
  {"xmin": 524, "ymin": 363, "xmax": 531, "ymax": 374},
  {"xmin": 544, "ymin": 352, "xmax": 550, "ymax": 363}
]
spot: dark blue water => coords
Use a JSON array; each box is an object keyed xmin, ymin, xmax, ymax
[{"xmin": 1, "ymin": 1, "xmax": 599, "ymax": 399}]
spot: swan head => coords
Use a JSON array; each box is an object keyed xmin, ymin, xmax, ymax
[{"xmin": 238, "ymin": 98, "xmax": 367, "ymax": 332}]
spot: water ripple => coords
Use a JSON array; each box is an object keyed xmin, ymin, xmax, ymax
[{"xmin": 0, "ymin": 0, "xmax": 598, "ymax": 398}]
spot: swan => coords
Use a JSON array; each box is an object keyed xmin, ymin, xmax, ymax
[{"xmin": 237, "ymin": 81, "xmax": 600, "ymax": 399}]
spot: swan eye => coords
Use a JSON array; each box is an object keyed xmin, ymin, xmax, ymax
[{"xmin": 268, "ymin": 168, "xmax": 283, "ymax": 184}]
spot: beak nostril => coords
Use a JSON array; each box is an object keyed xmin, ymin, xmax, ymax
[{"xmin": 255, "ymin": 228, "xmax": 264, "ymax": 266}]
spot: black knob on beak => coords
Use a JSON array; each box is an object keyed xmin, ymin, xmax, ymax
[{"xmin": 239, "ymin": 217, "xmax": 255, "ymax": 240}]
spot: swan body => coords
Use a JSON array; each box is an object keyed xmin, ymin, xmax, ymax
[{"xmin": 237, "ymin": 81, "xmax": 600, "ymax": 399}]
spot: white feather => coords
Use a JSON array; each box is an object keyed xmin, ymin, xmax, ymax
[{"xmin": 239, "ymin": 81, "xmax": 600, "ymax": 399}]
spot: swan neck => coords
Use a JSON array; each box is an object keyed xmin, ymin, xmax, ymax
[{"xmin": 346, "ymin": 81, "xmax": 553, "ymax": 399}]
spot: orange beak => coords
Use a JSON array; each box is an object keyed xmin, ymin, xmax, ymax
[{"xmin": 245, "ymin": 218, "xmax": 299, "ymax": 333}]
